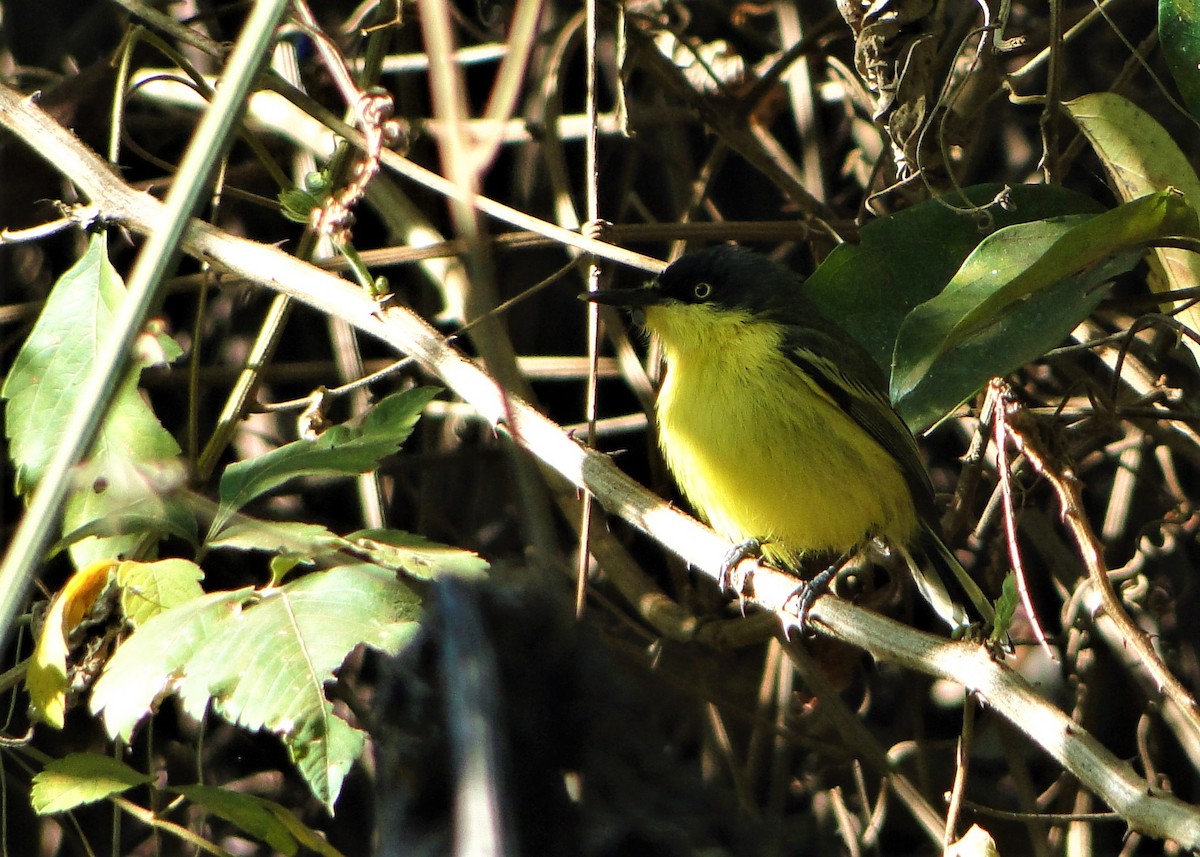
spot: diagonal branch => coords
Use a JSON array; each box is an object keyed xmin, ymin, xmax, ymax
[{"xmin": 2, "ymin": 80, "xmax": 1200, "ymax": 847}]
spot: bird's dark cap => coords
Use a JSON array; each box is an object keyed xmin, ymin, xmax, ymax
[{"xmin": 579, "ymin": 287, "xmax": 664, "ymax": 307}]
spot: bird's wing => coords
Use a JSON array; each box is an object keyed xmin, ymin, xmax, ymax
[{"xmin": 781, "ymin": 324, "xmax": 939, "ymax": 519}]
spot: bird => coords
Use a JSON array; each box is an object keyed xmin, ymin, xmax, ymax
[{"xmin": 584, "ymin": 245, "xmax": 994, "ymax": 634}]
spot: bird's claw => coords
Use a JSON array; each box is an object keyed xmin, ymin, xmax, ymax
[
  {"xmin": 719, "ymin": 538, "xmax": 762, "ymax": 616},
  {"xmin": 718, "ymin": 538, "xmax": 762, "ymax": 592},
  {"xmin": 781, "ymin": 563, "xmax": 839, "ymax": 639}
]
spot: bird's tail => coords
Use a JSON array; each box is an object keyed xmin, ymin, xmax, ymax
[{"xmin": 900, "ymin": 523, "xmax": 995, "ymax": 636}]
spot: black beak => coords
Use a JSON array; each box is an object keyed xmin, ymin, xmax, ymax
[{"xmin": 579, "ymin": 288, "xmax": 663, "ymax": 307}]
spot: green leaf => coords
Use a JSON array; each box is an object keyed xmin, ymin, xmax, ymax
[
  {"xmin": 278, "ymin": 169, "xmax": 335, "ymax": 224},
  {"xmin": 116, "ymin": 558, "xmax": 206, "ymax": 628},
  {"xmin": 209, "ymin": 518, "xmax": 488, "ymax": 583},
  {"xmin": 206, "ymin": 519, "xmax": 344, "ymax": 557},
  {"xmin": 348, "ymin": 529, "xmax": 489, "ymax": 581},
  {"xmin": 31, "ymin": 753, "xmax": 152, "ymax": 814},
  {"xmin": 804, "ymin": 183, "xmax": 1104, "ymax": 387},
  {"xmin": 1063, "ymin": 92, "xmax": 1200, "ymax": 368},
  {"xmin": 63, "ymin": 450, "xmax": 187, "ymax": 569},
  {"xmin": 892, "ymin": 216, "xmax": 1136, "ymax": 428},
  {"xmin": 90, "ymin": 588, "xmax": 257, "ymax": 743},
  {"xmin": 175, "ymin": 785, "xmax": 299, "ymax": 855},
  {"xmin": 268, "ymin": 554, "xmax": 310, "ymax": 585},
  {"xmin": 891, "ymin": 192, "xmax": 1200, "ymax": 418},
  {"xmin": 279, "ymin": 187, "xmax": 323, "ymax": 223},
  {"xmin": 262, "ymin": 799, "xmax": 348, "ymax": 857},
  {"xmin": 1161, "ymin": 0, "xmax": 1200, "ymax": 120},
  {"xmin": 3, "ymin": 234, "xmax": 121, "ymax": 494},
  {"xmin": 991, "ymin": 573, "xmax": 1020, "ymax": 646},
  {"xmin": 211, "ymin": 386, "xmax": 439, "ymax": 537},
  {"xmin": 177, "ymin": 566, "xmax": 419, "ymax": 810},
  {"xmin": 1, "ymin": 233, "xmax": 186, "ymax": 566},
  {"xmin": 54, "ymin": 484, "xmax": 198, "ymax": 556},
  {"xmin": 93, "ymin": 566, "xmax": 421, "ymax": 810}
]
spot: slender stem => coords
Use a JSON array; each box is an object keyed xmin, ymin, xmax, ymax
[
  {"xmin": 577, "ymin": 0, "xmax": 604, "ymax": 617},
  {"xmin": 0, "ymin": 0, "xmax": 291, "ymax": 647}
]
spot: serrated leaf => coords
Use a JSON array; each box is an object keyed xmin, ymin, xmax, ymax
[
  {"xmin": 28, "ymin": 560, "xmax": 120, "ymax": 728},
  {"xmin": 90, "ymin": 588, "xmax": 257, "ymax": 742},
  {"xmin": 211, "ymin": 386, "xmax": 439, "ymax": 537},
  {"xmin": 1, "ymin": 233, "xmax": 186, "ymax": 566},
  {"xmin": 31, "ymin": 753, "xmax": 152, "ymax": 814},
  {"xmin": 174, "ymin": 566, "xmax": 419, "ymax": 809},
  {"xmin": 93, "ymin": 535, "xmax": 428, "ymax": 802},
  {"xmin": 208, "ymin": 519, "xmax": 488, "ymax": 583},
  {"xmin": 3, "ymin": 234, "xmax": 124, "ymax": 493},
  {"xmin": 349, "ymin": 528, "xmax": 489, "ymax": 580},
  {"xmin": 175, "ymin": 785, "xmax": 299, "ymax": 855},
  {"xmin": 116, "ymin": 558, "xmax": 205, "ymax": 628},
  {"xmin": 1064, "ymin": 92, "xmax": 1200, "ymax": 367}
]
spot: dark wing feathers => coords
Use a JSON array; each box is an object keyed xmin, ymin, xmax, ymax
[{"xmin": 780, "ymin": 322, "xmax": 940, "ymax": 524}]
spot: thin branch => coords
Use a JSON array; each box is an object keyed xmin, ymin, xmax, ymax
[
  {"xmin": 4, "ymin": 78, "xmax": 1200, "ymax": 848},
  {"xmin": 1005, "ymin": 406, "xmax": 1200, "ymax": 737}
]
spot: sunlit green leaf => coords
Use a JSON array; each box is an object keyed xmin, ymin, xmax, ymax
[
  {"xmin": 206, "ymin": 519, "xmax": 343, "ymax": 556},
  {"xmin": 90, "ymin": 588, "xmax": 257, "ymax": 743},
  {"xmin": 176, "ymin": 566, "xmax": 420, "ymax": 810},
  {"xmin": 349, "ymin": 528, "xmax": 489, "ymax": 580},
  {"xmin": 278, "ymin": 187, "xmax": 322, "ymax": 223},
  {"xmin": 892, "ymin": 215, "xmax": 1136, "ymax": 427},
  {"xmin": 117, "ymin": 558, "xmax": 205, "ymax": 628},
  {"xmin": 991, "ymin": 573, "xmax": 1020, "ymax": 646},
  {"xmin": 804, "ymin": 183, "xmax": 1103, "ymax": 427},
  {"xmin": 31, "ymin": 753, "xmax": 152, "ymax": 814},
  {"xmin": 54, "ymin": 486, "xmax": 198, "ymax": 556},
  {"xmin": 1, "ymin": 233, "xmax": 186, "ymax": 567},
  {"xmin": 93, "ymin": 565, "xmax": 420, "ymax": 810},
  {"xmin": 891, "ymin": 192, "xmax": 1200, "ymax": 423},
  {"xmin": 211, "ymin": 387, "xmax": 439, "ymax": 537},
  {"xmin": 1064, "ymin": 91, "xmax": 1200, "ymax": 368}
]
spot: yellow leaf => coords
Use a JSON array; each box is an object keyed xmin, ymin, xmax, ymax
[{"xmin": 27, "ymin": 560, "xmax": 119, "ymax": 728}]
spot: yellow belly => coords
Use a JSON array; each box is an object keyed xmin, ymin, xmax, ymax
[{"xmin": 655, "ymin": 332, "xmax": 918, "ymax": 569}]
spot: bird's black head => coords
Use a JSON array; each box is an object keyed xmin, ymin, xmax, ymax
[
  {"xmin": 581, "ymin": 245, "xmax": 808, "ymax": 318},
  {"xmin": 654, "ymin": 246, "xmax": 804, "ymax": 314}
]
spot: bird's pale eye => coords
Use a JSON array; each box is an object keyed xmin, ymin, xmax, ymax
[{"xmin": 693, "ymin": 282, "xmax": 713, "ymax": 300}]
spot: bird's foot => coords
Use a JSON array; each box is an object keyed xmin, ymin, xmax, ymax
[
  {"xmin": 781, "ymin": 563, "xmax": 839, "ymax": 638},
  {"xmin": 719, "ymin": 538, "xmax": 762, "ymax": 615},
  {"xmin": 718, "ymin": 538, "xmax": 762, "ymax": 592}
]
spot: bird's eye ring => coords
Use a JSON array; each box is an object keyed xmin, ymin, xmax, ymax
[{"xmin": 693, "ymin": 282, "xmax": 713, "ymax": 300}]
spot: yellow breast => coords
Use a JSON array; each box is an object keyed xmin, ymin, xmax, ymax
[{"xmin": 647, "ymin": 302, "xmax": 918, "ymax": 568}]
